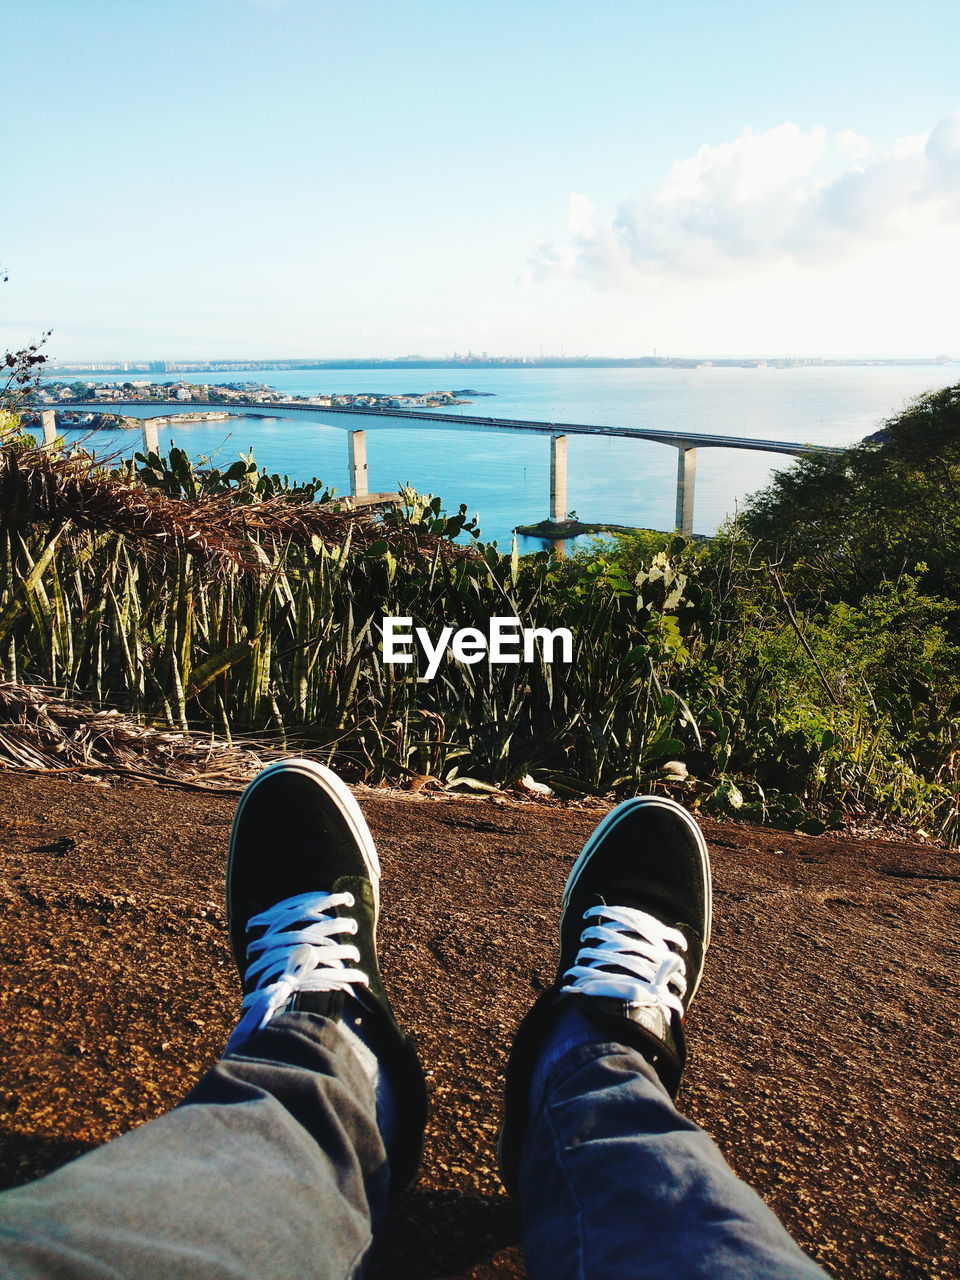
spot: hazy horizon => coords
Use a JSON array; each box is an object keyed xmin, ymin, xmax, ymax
[{"xmin": 42, "ymin": 353, "xmax": 960, "ymax": 370}]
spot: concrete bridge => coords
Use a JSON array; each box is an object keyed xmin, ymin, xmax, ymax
[{"xmin": 37, "ymin": 399, "xmax": 840, "ymax": 536}]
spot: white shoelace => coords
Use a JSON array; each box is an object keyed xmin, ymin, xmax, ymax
[
  {"xmin": 225, "ymin": 891, "xmax": 370, "ymax": 1054},
  {"xmin": 561, "ymin": 904, "xmax": 688, "ymax": 1019}
]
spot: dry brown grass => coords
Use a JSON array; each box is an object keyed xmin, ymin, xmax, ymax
[
  {"xmin": 0, "ymin": 447, "xmax": 471, "ymax": 573},
  {"xmin": 0, "ymin": 680, "xmax": 269, "ymax": 790}
]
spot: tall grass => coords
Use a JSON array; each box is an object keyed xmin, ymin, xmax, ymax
[{"xmin": 0, "ymin": 444, "xmax": 713, "ymax": 792}]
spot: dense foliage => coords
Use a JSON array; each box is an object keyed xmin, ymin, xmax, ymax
[
  {"xmin": 708, "ymin": 382, "xmax": 960, "ymax": 836},
  {"xmin": 741, "ymin": 382, "xmax": 960, "ymax": 613}
]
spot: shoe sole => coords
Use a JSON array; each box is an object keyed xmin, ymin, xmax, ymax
[
  {"xmin": 561, "ymin": 794, "xmax": 713, "ymax": 999},
  {"xmin": 226, "ymin": 758, "xmax": 381, "ymax": 968}
]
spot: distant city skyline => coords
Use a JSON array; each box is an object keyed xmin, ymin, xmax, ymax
[
  {"xmin": 4, "ymin": 0, "xmax": 960, "ymax": 361},
  {"xmin": 44, "ymin": 353, "xmax": 960, "ymax": 375}
]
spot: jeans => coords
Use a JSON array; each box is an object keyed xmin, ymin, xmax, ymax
[
  {"xmin": 521, "ymin": 1035, "xmax": 829, "ymax": 1280},
  {"xmin": 0, "ymin": 1012, "xmax": 830, "ymax": 1280}
]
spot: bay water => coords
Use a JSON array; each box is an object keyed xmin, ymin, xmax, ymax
[{"xmin": 52, "ymin": 364, "xmax": 959, "ymax": 549}]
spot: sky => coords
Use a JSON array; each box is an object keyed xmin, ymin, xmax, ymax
[{"xmin": 3, "ymin": 0, "xmax": 960, "ymax": 360}]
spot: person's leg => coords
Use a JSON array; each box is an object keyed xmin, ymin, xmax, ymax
[
  {"xmin": 500, "ymin": 796, "xmax": 830, "ymax": 1280},
  {"xmin": 0, "ymin": 1013, "xmax": 388, "ymax": 1280},
  {"xmin": 0, "ymin": 760, "xmax": 426, "ymax": 1280}
]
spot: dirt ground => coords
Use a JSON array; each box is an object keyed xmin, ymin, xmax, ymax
[{"xmin": 0, "ymin": 771, "xmax": 957, "ymax": 1278}]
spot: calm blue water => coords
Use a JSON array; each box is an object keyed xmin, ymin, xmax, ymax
[{"xmin": 50, "ymin": 365, "xmax": 960, "ymax": 548}]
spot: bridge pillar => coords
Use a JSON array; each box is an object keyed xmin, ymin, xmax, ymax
[
  {"xmin": 349, "ymin": 430, "xmax": 368, "ymax": 498},
  {"xmin": 675, "ymin": 446, "xmax": 697, "ymax": 536},
  {"xmin": 550, "ymin": 434, "xmax": 568, "ymax": 522},
  {"xmin": 141, "ymin": 419, "xmax": 160, "ymax": 456},
  {"xmin": 40, "ymin": 410, "xmax": 57, "ymax": 448}
]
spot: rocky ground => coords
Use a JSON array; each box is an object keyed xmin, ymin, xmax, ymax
[{"xmin": 0, "ymin": 771, "xmax": 957, "ymax": 1278}]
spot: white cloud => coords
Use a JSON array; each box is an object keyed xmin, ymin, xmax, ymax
[
  {"xmin": 525, "ymin": 114, "xmax": 960, "ymax": 290},
  {"xmin": 836, "ymin": 129, "xmax": 870, "ymax": 161},
  {"xmin": 567, "ymin": 192, "xmax": 597, "ymax": 238}
]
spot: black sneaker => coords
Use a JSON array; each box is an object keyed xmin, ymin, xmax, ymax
[
  {"xmin": 499, "ymin": 795, "xmax": 712, "ymax": 1193},
  {"xmin": 225, "ymin": 758, "xmax": 427, "ymax": 1191}
]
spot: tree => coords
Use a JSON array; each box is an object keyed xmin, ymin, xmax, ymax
[
  {"xmin": 2, "ymin": 343, "xmax": 49, "ymax": 425},
  {"xmin": 741, "ymin": 382, "xmax": 960, "ymax": 611},
  {"xmin": 1, "ymin": 268, "xmax": 50, "ymax": 432}
]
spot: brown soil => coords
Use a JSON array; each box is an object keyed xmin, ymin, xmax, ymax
[{"xmin": 0, "ymin": 772, "xmax": 957, "ymax": 1278}]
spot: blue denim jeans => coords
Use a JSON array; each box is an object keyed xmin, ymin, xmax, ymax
[
  {"xmin": 0, "ymin": 1012, "xmax": 829, "ymax": 1279},
  {"xmin": 0, "ymin": 1014, "xmax": 388, "ymax": 1280},
  {"xmin": 521, "ymin": 1034, "xmax": 830, "ymax": 1280}
]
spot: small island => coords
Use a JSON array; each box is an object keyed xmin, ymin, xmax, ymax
[
  {"xmin": 515, "ymin": 517, "xmax": 709, "ymax": 543},
  {"xmin": 514, "ymin": 517, "xmax": 645, "ymax": 539}
]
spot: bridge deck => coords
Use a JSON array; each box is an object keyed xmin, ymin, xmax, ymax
[{"xmin": 42, "ymin": 400, "xmax": 840, "ymax": 457}]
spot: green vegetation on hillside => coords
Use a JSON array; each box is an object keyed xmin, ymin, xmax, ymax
[
  {"xmin": 742, "ymin": 382, "xmax": 960, "ymax": 608},
  {"xmin": 1, "ymin": 383, "xmax": 958, "ymax": 843}
]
